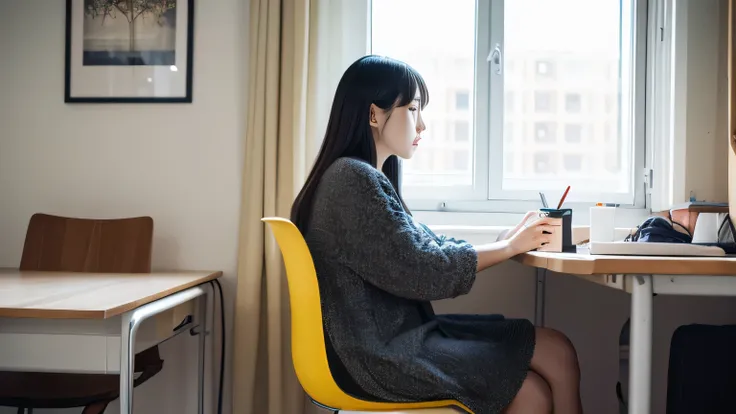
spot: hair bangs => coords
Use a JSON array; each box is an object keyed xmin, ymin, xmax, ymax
[{"xmin": 395, "ymin": 65, "xmax": 430, "ymax": 110}]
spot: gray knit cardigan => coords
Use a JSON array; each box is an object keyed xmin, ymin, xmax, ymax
[{"xmin": 303, "ymin": 157, "xmax": 536, "ymax": 414}]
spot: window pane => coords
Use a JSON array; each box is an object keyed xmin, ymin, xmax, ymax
[
  {"xmin": 564, "ymin": 124, "xmax": 582, "ymax": 143},
  {"xmin": 533, "ymin": 152, "xmax": 555, "ymax": 174},
  {"xmin": 454, "ymin": 120, "xmax": 470, "ymax": 142},
  {"xmin": 505, "ymin": 152, "xmax": 515, "ymax": 173},
  {"xmin": 534, "ymin": 122, "xmax": 556, "ymax": 143},
  {"xmin": 565, "ymin": 93, "xmax": 582, "ymax": 113},
  {"xmin": 563, "ymin": 154, "xmax": 583, "ymax": 171},
  {"xmin": 371, "ymin": 0, "xmax": 476, "ymax": 187},
  {"xmin": 534, "ymin": 91, "xmax": 556, "ymax": 113},
  {"xmin": 502, "ymin": 0, "xmax": 633, "ymax": 194},
  {"xmin": 455, "ymin": 91, "xmax": 470, "ymax": 111}
]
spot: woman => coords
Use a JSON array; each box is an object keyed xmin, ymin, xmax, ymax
[{"xmin": 291, "ymin": 55, "xmax": 582, "ymax": 414}]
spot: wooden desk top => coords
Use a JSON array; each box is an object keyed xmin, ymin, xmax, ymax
[
  {"xmin": 516, "ymin": 249, "xmax": 736, "ymax": 276},
  {"xmin": 0, "ymin": 268, "xmax": 222, "ymax": 319}
]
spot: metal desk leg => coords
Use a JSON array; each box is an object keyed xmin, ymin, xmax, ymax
[
  {"xmin": 628, "ymin": 275, "xmax": 653, "ymax": 414},
  {"xmin": 535, "ymin": 268, "xmax": 546, "ymax": 327},
  {"xmin": 197, "ymin": 288, "xmax": 208, "ymax": 414},
  {"xmin": 120, "ymin": 285, "xmax": 208, "ymax": 414}
]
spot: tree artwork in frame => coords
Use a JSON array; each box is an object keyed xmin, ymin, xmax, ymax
[{"xmin": 64, "ymin": 0, "xmax": 194, "ymax": 103}]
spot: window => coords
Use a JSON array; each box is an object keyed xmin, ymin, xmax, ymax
[
  {"xmin": 505, "ymin": 153, "xmax": 514, "ymax": 173},
  {"xmin": 505, "ymin": 92, "xmax": 515, "ymax": 113},
  {"xmin": 534, "ymin": 91, "xmax": 555, "ymax": 113},
  {"xmin": 605, "ymin": 95, "xmax": 615, "ymax": 114},
  {"xmin": 453, "ymin": 150, "xmax": 468, "ymax": 170},
  {"xmin": 455, "ymin": 91, "xmax": 470, "ymax": 110},
  {"xmin": 534, "ymin": 122, "xmax": 556, "ymax": 143},
  {"xmin": 563, "ymin": 154, "xmax": 583, "ymax": 171},
  {"xmin": 536, "ymin": 60, "xmax": 555, "ymax": 78},
  {"xmin": 533, "ymin": 152, "xmax": 555, "ymax": 174},
  {"xmin": 565, "ymin": 93, "xmax": 582, "ymax": 113},
  {"xmin": 371, "ymin": 0, "xmax": 476, "ymax": 189},
  {"xmin": 370, "ymin": 0, "xmax": 646, "ymax": 210},
  {"xmin": 454, "ymin": 121, "xmax": 470, "ymax": 142},
  {"xmin": 504, "ymin": 122, "xmax": 513, "ymax": 143},
  {"xmin": 606, "ymin": 152, "xmax": 621, "ymax": 173},
  {"xmin": 564, "ymin": 124, "xmax": 582, "ymax": 143}
]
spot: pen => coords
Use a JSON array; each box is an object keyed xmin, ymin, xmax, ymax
[
  {"xmin": 556, "ymin": 185, "xmax": 570, "ymax": 210},
  {"xmin": 539, "ymin": 192, "xmax": 549, "ymax": 208}
]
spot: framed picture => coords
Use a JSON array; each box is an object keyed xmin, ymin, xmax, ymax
[{"xmin": 64, "ymin": 0, "xmax": 194, "ymax": 103}]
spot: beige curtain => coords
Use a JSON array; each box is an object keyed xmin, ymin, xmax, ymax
[{"xmin": 232, "ymin": 1, "xmax": 366, "ymax": 413}]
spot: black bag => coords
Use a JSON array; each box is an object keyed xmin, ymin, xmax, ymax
[
  {"xmin": 666, "ymin": 324, "xmax": 736, "ymax": 414},
  {"xmin": 716, "ymin": 214, "xmax": 736, "ymax": 252},
  {"xmin": 624, "ymin": 216, "xmax": 692, "ymax": 244},
  {"xmin": 625, "ymin": 213, "xmax": 736, "ymax": 253}
]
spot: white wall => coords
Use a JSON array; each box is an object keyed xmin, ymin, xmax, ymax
[
  {"xmin": 0, "ymin": 0, "xmax": 246, "ymax": 413},
  {"xmin": 682, "ymin": 0, "xmax": 729, "ymax": 203},
  {"xmin": 665, "ymin": 0, "xmax": 730, "ymax": 206}
]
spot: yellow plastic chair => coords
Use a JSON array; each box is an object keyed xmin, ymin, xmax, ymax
[{"xmin": 262, "ymin": 217, "xmax": 473, "ymax": 413}]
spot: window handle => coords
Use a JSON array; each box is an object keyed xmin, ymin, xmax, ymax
[{"xmin": 487, "ymin": 43, "xmax": 502, "ymax": 75}]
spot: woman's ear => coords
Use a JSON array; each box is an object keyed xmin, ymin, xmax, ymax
[{"xmin": 369, "ymin": 104, "xmax": 380, "ymax": 128}]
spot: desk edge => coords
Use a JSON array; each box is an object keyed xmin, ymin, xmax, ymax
[
  {"xmin": 0, "ymin": 271, "xmax": 223, "ymax": 320},
  {"xmin": 103, "ymin": 271, "xmax": 222, "ymax": 318}
]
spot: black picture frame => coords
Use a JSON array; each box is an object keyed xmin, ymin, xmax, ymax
[{"xmin": 64, "ymin": 0, "xmax": 194, "ymax": 103}]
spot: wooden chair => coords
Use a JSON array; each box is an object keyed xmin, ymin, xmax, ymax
[{"xmin": 0, "ymin": 213, "xmax": 164, "ymax": 414}]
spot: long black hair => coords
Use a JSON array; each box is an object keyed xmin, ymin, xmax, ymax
[{"xmin": 290, "ymin": 55, "xmax": 429, "ymax": 233}]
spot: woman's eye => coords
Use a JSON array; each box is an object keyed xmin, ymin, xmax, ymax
[{"xmin": 408, "ymin": 107, "xmax": 418, "ymax": 112}]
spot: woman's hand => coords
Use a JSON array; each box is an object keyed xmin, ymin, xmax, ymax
[
  {"xmin": 506, "ymin": 214, "xmax": 556, "ymax": 255},
  {"xmin": 498, "ymin": 211, "xmax": 538, "ymax": 241},
  {"xmin": 475, "ymin": 212, "xmax": 556, "ymax": 272}
]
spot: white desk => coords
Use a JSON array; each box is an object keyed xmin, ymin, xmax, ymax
[
  {"xmin": 516, "ymin": 250, "xmax": 736, "ymax": 414},
  {"xmin": 0, "ymin": 268, "xmax": 222, "ymax": 414}
]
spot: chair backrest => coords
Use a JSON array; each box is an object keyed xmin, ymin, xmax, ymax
[
  {"xmin": 19, "ymin": 213, "xmax": 154, "ymax": 273},
  {"xmin": 261, "ymin": 217, "xmax": 351, "ymax": 407}
]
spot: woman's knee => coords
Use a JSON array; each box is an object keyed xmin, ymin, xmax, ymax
[
  {"xmin": 504, "ymin": 371, "xmax": 552, "ymax": 413},
  {"xmin": 533, "ymin": 327, "xmax": 580, "ymax": 374}
]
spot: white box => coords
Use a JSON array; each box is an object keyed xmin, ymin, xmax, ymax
[{"xmin": 590, "ymin": 206, "xmax": 616, "ymax": 242}]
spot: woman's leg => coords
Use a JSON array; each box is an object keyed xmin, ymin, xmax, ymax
[
  {"xmin": 504, "ymin": 371, "xmax": 552, "ymax": 413},
  {"xmin": 529, "ymin": 327, "xmax": 583, "ymax": 414}
]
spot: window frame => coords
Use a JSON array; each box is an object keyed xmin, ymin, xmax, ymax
[{"xmin": 368, "ymin": 0, "xmax": 651, "ymax": 215}]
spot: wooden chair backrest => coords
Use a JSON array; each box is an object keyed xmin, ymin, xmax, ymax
[{"xmin": 19, "ymin": 213, "xmax": 154, "ymax": 273}]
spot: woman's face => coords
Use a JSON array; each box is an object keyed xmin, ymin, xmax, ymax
[{"xmin": 370, "ymin": 91, "xmax": 426, "ymax": 162}]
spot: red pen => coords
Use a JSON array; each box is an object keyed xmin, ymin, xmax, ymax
[{"xmin": 556, "ymin": 185, "xmax": 571, "ymax": 210}]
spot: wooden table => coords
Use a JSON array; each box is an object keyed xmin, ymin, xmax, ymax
[
  {"xmin": 515, "ymin": 250, "xmax": 736, "ymax": 414},
  {"xmin": 518, "ymin": 249, "xmax": 736, "ymax": 276},
  {"xmin": 0, "ymin": 268, "xmax": 222, "ymax": 414}
]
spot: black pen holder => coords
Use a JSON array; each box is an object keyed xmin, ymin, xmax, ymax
[{"xmin": 539, "ymin": 208, "xmax": 575, "ymax": 253}]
